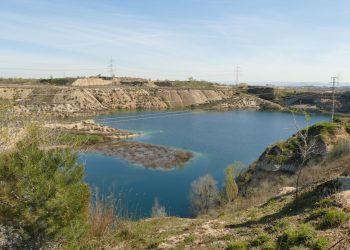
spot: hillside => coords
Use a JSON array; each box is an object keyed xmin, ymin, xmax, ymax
[
  {"xmin": 64, "ymin": 176, "xmax": 350, "ymax": 249},
  {"xmin": 0, "ymin": 85, "xmax": 281, "ymax": 116},
  {"xmin": 238, "ymin": 120, "xmax": 350, "ymax": 196}
]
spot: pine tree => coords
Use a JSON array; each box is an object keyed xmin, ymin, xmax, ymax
[{"xmin": 0, "ymin": 133, "xmax": 90, "ymax": 248}]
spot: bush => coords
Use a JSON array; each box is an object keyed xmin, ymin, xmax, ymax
[
  {"xmin": 151, "ymin": 198, "xmax": 167, "ymax": 217},
  {"xmin": 250, "ymin": 233, "xmax": 270, "ymax": 246},
  {"xmin": 0, "ymin": 139, "xmax": 90, "ymax": 248},
  {"xmin": 189, "ymin": 174, "xmax": 219, "ymax": 215},
  {"xmin": 312, "ymin": 236, "xmax": 330, "ymax": 250},
  {"xmin": 319, "ymin": 208, "xmax": 349, "ymax": 229},
  {"xmin": 278, "ymin": 224, "xmax": 316, "ymax": 249},
  {"xmin": 225, "ymin": 240, "xmax": 248, "ymax": 250},
  {"xmin": 224, "ymin": 165, "xmax": 239, "ymax": 202}
]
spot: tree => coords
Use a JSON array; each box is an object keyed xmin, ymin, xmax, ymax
[
  {"xmin": 0, "ymin": 130, "xmax": 90, "ymax": 248},
  {"xmin": 293, "ymin": 112, "xmax": 320, "ymax": 200},
  {"xmin": 189, "ymin": 174, "xmax": 219, "ymax": 215},
  {"xmin": 151, "ymin": 198, "xmax": 167, "ymax": 217},
  {"xmin": 224, "ymin": 165, "xmax": 239, "ymax": 202}
]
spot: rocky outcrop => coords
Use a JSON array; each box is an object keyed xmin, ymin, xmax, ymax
[
  {"xmin": 44, "ymin": 120, "xmax": 136, "ymax": 139},
  {"xmin": 237, "ymin": 122, "xmax": 350, "ymax": 193},
  {"xmin": 254, "ymin": 122, "xmax": 350, "ymax": 173},
  {"xmin": 0, "ymin": 86, "xmax": 280, "ymax": 116}
]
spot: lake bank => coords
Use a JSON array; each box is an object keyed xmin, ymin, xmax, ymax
[{"xmin": 82, "ymin": 110, "xmax": 329, "ymax": 217}]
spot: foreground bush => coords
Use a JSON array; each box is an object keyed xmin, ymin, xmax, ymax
[{"xmin": 0, "ymin": 139, "xmax": 90, "ymax": 248}]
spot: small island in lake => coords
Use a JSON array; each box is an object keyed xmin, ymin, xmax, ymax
[{"xmin": 90, "ymin": 141, "xmax": 193, "ymax": 170}]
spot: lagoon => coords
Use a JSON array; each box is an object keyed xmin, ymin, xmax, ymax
[{"xmin": 81, "ymin": 111, "xmax": 328, "ymax": 218}]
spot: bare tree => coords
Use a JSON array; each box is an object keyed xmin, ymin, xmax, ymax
[
  {"xmin": 151, "ymin": 198, "xmax": 167, "ymax": 218},
  {"xmin": 189, "ymin": 174, "xmax": 219, "ymax": 215},
  {"xmin": 293, "ymin": 112, "xmax": 320, "ymax": 200}
]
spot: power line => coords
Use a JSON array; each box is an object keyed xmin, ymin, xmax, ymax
[
  {"xmin": 330, "ymin": 76, "xmax": 339, "ymax": 122},
  {"xmin": 97, "ymin": 111, "xmax": 200, "ymax": 124},
  {"xmin": 109, "ymin": 57, "xmax": 115, "ymax": 79},
  {"xmin": 94, "ymin": 111, "xmax": 189, "ymax": 122},
  {"xmin": 234, "ymin": 65, "xmax": 240, "ymax": 85}
]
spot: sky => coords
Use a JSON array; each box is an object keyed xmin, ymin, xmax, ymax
[{"xmin": 1, "ymin": 0, "xmax": 350, "ymax": 85}]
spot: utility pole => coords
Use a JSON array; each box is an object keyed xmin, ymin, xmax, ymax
[
  {"xmin": 234, "ymin": 65, "xmax": 240, "ymax": 85},
  {"xmin": 109, "ymin": 57, "xmax": 115, "ymax": 78},
  {"xmin": 330, "ymin": 76, "xmax": 339, "ymax": 122}
]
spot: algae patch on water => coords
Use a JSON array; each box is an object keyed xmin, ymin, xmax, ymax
[{"xmin": 89, "ymin": 141, "xmax": 193, "ymax": 170}]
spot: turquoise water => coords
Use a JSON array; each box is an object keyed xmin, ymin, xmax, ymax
[{"xmin": 81, "ymin": 111, "xmax": 328, "ymax": 218}]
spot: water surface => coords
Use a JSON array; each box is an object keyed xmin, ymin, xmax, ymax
[{"xmin": 81, "ymin": 111, "xmax": 328, "ymax": 218}]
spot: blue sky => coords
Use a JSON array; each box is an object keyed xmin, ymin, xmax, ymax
[{"xmin": 1, "ymin": 0, "xmax": 350, "ymax": 84}]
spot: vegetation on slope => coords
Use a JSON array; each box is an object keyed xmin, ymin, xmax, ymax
[
  {"xmin": 1, "ymin": 101, "xmax": 349, "ymax": 249},
  {"xmin": 0, "ymin": 126, "xmax": 90, "ymax": 249},
  {"xmin": 237, "ymin": 119, "xmax": 350, "ymax": 196}
]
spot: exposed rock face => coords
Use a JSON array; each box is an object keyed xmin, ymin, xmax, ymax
[
  {"xmin": 0, "ymin": 86, "xmax": 279, "ymax": 115},
  {"xmin": 255, "ymin": 123, "xmax": 350, "ymax": 173},
  {"xmin": 281, "ymin": 91, "xmax": 350, "ymax": 114},
  {"xmin": 247, "ymin": 86, "xmax": 276, "ymax": 101},
  {"xmin": 237, "ymin": 122, "xmax": 350, "ymax": 194}
]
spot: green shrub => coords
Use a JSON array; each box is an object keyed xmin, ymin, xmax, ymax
[
  {"xmin": 279, "ymin": 224, "xmax": 332, "ymax": 250},
  {"xmin": 261, "ymin": 240, "xmax": 276, "ymax": 250},
  {"xmin": 0, "ymin": 140, "xmax": 90, "ymax": 248},
  {"xmin": 278, "ymin": 224, "xmax": 316, "ymax": 249},
  {"xmin": 184, "ymin": 234, "xmax": 195, "ymax": 244},
  {"xmin": 250, "ymin": 233, "xmax": 270, "ymax": 246},
  {"xmin": 271, "ymin": 219, "xmax": 289, "ymax": 232},
  {"xmin": 225, "ymin": 240, "xmax": 249, "ymax": 250},
  {"xmin": 319, "ymin": 208, "xmax": 349, "ymax": 229},
  {"xmin": 58, "ymin": 133, "xmax": 105, "ymax": 146},
  {"xmin": 312, "ymin": 236, "xmax": 330, "ymax": 250},
  {"xmin": 224, "ymin": 164, "xmax": 239, "ymax": 202}
]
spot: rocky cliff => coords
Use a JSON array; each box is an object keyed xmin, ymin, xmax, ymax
[
  {"xmin": 0, "ymin": 86, "xmax": 281, "ymax": 115},
  {"xmin": 237, "ymin": 121, "xmax": 350, "ymax": 194}
]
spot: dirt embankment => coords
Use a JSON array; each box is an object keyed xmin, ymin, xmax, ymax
[{"xmin": 0, "ymin": 86, "xmax": 282, "ymax": 116}]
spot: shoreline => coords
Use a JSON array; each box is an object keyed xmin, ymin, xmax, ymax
[{"xmin": 44, "ymin": 119, "xmax": 194, "ymax": 170}]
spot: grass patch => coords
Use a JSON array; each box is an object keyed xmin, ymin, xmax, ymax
[
  {"xmin": 58, "ymin": 132, "xmax": 106, "ymax": 146},
  {"xmin": 183, "ymin": 234, "xmax": 195, "ymax": 244},
  {"xmin": 225, "ymin": 240, "xmax": 249, "ymax": 250},
  {"xmin": 278, "ymin": 223, "xmax": 332, "ymax": 250},
  {"xmin": 250, "ymin": 233, "xmax": 270, "ymax": 246},
  {"xmin": 319, "ymin": 208, "xmax": 349, "ymax": 229}
]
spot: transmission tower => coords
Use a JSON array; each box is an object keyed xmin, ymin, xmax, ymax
[
  {"xmin": 330, "ymin": 76, "xmax": 339, "ymax": 122},
  {"xmin": 109, "ymin": 57, "xmax": 115, "ymax": 79},
  {"xmin": 234, "ymin": 65, "xmax": 240, "ymax": 85}
]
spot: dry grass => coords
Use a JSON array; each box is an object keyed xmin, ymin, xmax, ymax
[{"xmin": 89, "ymin": 191, "xmax": 118, "ymax": 239}]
